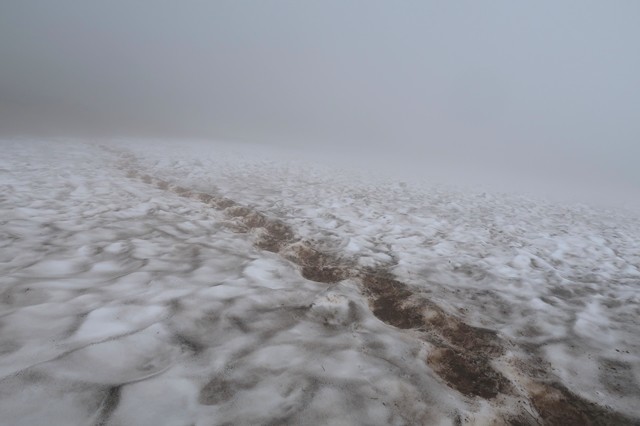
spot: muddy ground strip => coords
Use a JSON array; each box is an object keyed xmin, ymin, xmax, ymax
[{"xmin": 107, "ymin": 146, "xmax": 637, "ymax": 425}]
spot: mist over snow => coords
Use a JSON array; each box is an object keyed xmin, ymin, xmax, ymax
[
  {"xmin": 1, "ymin": 1, "xmax": 640, "ymax": 425},
  {"xmin": 1, "ymin": 1, "xmax": 640, "ymax": 206}
]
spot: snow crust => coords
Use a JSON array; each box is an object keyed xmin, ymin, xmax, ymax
[{"xmin": 1, "ymin": 138, "xmax": 639, "ymax": 424}]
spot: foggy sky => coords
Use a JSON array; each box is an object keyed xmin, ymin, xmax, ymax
[{"xmin": 1, "ymin": 1, "xmax": 639, "ymax": 201}]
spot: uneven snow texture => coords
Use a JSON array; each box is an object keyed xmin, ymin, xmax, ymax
[{"xmin": 1, "ymin": 138, "xmax": 639, "ymax": 425}]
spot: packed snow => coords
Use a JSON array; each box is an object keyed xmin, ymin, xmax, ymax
[{"xmin": 1, "ymin": 138, "xmax": 639, "ymax": 425}]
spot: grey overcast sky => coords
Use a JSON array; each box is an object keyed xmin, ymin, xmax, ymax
[{"xmin": 1, "ymin": 1, "xmax": 639, "ymax": 200}]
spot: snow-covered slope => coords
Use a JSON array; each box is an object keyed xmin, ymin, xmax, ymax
[{"xmin": 1, "ymin": 138, "xmax": 638, "ymax": 425}]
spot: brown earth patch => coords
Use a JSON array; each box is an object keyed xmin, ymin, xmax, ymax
[
  {"xmin": 195, "ymin": 192, "xmax": 214, "ymax": 204},
  {"xmin": 529, "ymin": 381, "xmax": 638, "ymax": 426},
  {"xmin": 241, "ymin": 211, "xmax": 269, "ymax": 229},
  {"xmin": 361, "ymin": 271, "xmax": 509, "ymax": 399},
  {"xmin": 360, "ymin": 273, "xmax": 421, "ymax": 329},
  {"xmin": 361, "ymin": 272, "xmax": 503, "ymax": 356},
  {"xmin": 256, "ymin": 220, "xmax": 295, "ymax": 253},
  {"xmin": 216, "ymin": 197, "xmax": 237, "ymax": 209},
  {"xmin": 284, "ymin": 243, "xmax": 351, "ymax": 283},
  {"xmin": 437, "ymin": 320, "xmax": 503, "ymax": 357},
  {"xmin": 254, "ymin": 234, "xmax": 284, "ymax": 253},
  {"xmin": 226, "ymin": 205, "xmax": 253, "ymax": 219},
  {"xmin": 427, "ymin": 347, "xmax": 510, "ymax": 399},
  {"xmin": 194, "ymin": 192, "xmax": 237, "ymax": 210}
]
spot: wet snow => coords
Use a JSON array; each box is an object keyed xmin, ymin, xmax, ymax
[{"xmin": 0, "ymin": 138, "xmax": 639, "ymax": 424}]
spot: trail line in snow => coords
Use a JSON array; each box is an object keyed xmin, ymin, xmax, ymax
[{"xmin": 104, "ymin": 144, "xmax": 638, "ymax": 425}]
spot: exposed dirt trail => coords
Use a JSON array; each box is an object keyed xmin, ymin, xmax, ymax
[{"xmin": 106, "ymin": 146, "xmax": 638, "ymax": 425}]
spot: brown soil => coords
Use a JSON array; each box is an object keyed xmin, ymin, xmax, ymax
[
  {"xmin": 284, "ymin": 243, "xmax": 351, "ymax": 284},
  {"xmin": 361, "ymin": 272, "xmax": 508, "ymax": 399},
  {"xmin": 427, "ymin": 347, "xmax": 509, "ymax": 399},
  {"xmin": 529, "ymin": 381, "xmax": 638, "ymax": 426},
  {"xmin": 360, "ymin": 273, "xmax": 421, "ymax": 329}
]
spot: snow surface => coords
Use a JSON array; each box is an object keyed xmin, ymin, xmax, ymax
[{"xmin": 1, "ymin": 138, "xmax": 639, "ymax": 425}]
